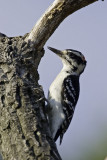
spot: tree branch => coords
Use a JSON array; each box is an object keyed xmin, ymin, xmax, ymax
[{"xmin": 25, "ymin": 0, "xmax": 98, "ymax": 50}]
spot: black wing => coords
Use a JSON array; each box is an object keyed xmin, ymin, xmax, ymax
[{"xmin": 54, "ymin": 75, "xmax": 80, "ymax": 144}]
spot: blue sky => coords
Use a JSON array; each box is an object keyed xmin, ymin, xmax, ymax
[{"xmin": 0, "ymin": 1, "xmax": 107, "ymax": 159}]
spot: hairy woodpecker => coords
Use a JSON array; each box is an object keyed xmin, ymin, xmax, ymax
[{"xmin": 47, "ymin": 46, "xmax": 87, "ymax": 144}]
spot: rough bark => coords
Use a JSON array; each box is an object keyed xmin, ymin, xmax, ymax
[
  {"xmin": 0, "ymin": 0, "xmax": 99, "ymax": 160},
  {"xmin": 0, "ymin": 35, "xmax": 61, "ymax": 160}
]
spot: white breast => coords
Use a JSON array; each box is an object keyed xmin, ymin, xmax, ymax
[{"xmin": 48, "ymin": 70, "xmax": 69, "ymax": 138}]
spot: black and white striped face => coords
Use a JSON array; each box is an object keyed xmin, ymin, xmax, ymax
[
  {"xmin": 63, "ymin": 49, "xmax": 87, "ymax": 74},
  {"xmin": 48, "ymin": 47, "xmax": 87, "ymax": 75}
]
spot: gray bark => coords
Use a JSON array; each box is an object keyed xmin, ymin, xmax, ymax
[
  {"xmin": 0, "ymin": 35, "xmax": 61, "ymax": 160},
  {"xmin": 0, "ymin": 0, "xmax": 99, "ymax": 159}
]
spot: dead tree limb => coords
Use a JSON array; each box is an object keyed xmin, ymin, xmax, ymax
[
  {"xmin": 25, "ymin": 0, "xmax": 97, "ymax": 50},
  {"xmin": 0, "ymin": 0, "xmax": 98, "ymax": 160}
]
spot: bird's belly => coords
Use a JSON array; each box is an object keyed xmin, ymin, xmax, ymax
[
  {"xmin": 48, "ymin": 71, "xmax": 69, "ymax": 138},
  {"xmin": 48, "ymin": 83, "xmax": 65, "ymax": 138},
  {"xmin": 48, "ymin": 98, "xmax": 65, "ymax": 138}
]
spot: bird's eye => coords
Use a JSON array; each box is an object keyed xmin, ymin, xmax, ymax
[
  {"xmin": 69, "ymin": 52, "xmax": 84, "ymax": 64},
  {"xmin": 69, "ymin": 53, "xmax": 76, "ymax": 59}
]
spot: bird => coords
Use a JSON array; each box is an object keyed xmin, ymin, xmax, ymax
[{"xmin": 47, "ymin": 46, "xmax": 87, "ymax": 144}]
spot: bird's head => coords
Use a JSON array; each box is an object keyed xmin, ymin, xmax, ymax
[{"xmin": 48, "ymin": 46, "xmax": 87, "ymax": 75}]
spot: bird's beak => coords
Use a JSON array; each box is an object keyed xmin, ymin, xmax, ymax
[{"xmin": 48, "ymin": 46, "xmax": 63, "ymax": 57}]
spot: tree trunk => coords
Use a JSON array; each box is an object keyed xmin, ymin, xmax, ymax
[
  {"xmin": 0, "ymin": 0, "xmax": 99, "ymax": 159},
  {"xmin": 0, "ymin": 35, "xmax": 61, "ymax": 160}
]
